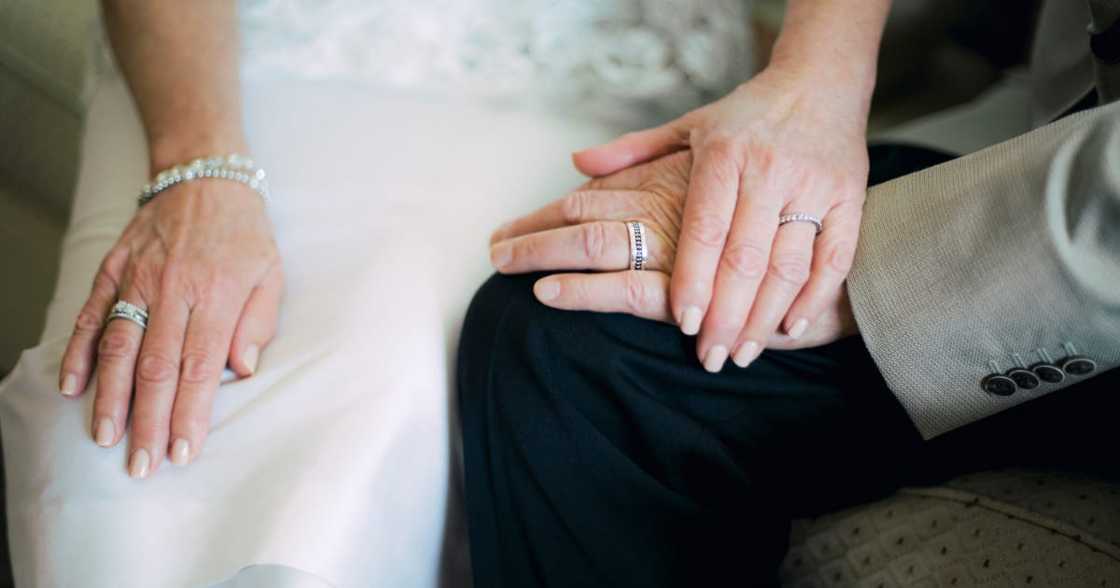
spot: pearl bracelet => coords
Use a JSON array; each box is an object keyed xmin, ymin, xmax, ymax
[{"xmin": 138, "ymin": 154, "xmax": 269, "ymax": 207}]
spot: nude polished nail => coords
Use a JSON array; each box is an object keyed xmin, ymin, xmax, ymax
[
  {"xmin": 732, "ymin": 341, "xmax": 760, "ymax": 368},
  {"xmin": 703, "ymin": 345, "xmax": 729, "ymax": 373},
  {"xmin": 94, "ymin": 418, "xmax": 115, "ymax": 447},
  {"xmin": 679, "ymin": 306, "xmax": 703, "ymax": 336},
  {"xmin": 170, "ymin": 439, "xmax": 191, "ymax": 466},
  {"xmin": 60, "ymin": 374, "xmax": 78, "ymax": 397},
  {"xmin": 244, "ymin": 344, "xmax": 260, "ymax": 375},
  {"xmin": 129, "ymin": 449, "xmax": 151, "ymax": 479},
  {"xmin": 788, "ymin": 318, "xmax": 810, "ymax": 339}
]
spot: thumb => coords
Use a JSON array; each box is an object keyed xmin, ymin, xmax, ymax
[
  {"xmin": 228, "ymin": 265, "xmax": 283, "ymax": 377},
  {"xmin": 572, "ymin": 119, "xmax": 688, "ymax": 177}
]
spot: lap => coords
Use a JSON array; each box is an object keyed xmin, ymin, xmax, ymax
[{"xmin": 0, "ymin": 75, "xmax": 628, "ymax": 587}]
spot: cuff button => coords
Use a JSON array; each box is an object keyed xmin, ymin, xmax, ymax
[
  {"xmin": 982, "ymin": 374, "xmax": 1017, "ymax": 396},
  {"xmin": 1006, "ymin": 368, "xmax": 1040, "ymax": 390},
  {"xmin": 1030, "ymin": 362, "xmax": 1066, "ymax": 384},
  {"xmin": 1061, "ymin": 356, "xmax": 1097, "ymax": 376}
]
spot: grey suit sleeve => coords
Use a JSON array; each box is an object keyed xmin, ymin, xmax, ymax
[{"xmin": 847, "ymin": 102, "xmax": 1120, "ymax": 440}]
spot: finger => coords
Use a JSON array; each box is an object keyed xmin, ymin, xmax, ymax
[
  {"xmin": 782, "ymin": 201, "xmax": 861, "ymax": 338},
  {"xmin": 91, "ymin": 288, "xmax": 147, "ymax": 453},
  {"xmin": 59, "ymin": 249, "xmax": 126, "ymax": 398},
  {"xmin": 492, "ymin": 221, "xmax": 652, "ymax": 274},
  {"xmin": 693, "ymin": 183, "xmax": 784, "ymax": 372},
  {"xmin": 533, "ymin": 271, "xmax": 673, "ymax": 322},
  {"xmin": 229, "ymin": 264, "xmax": 283, "ymax": 377},
  {"xmin": 731, "ymin": 217, "xmax": 818, "ymax": 369},
  {"xmin": 167, "ymin": 295, "xmax": 245, "ymax": 467},
  {"xmin": 572, "ymin": 120, "xmax": 689, "ymax": 177},
  {"xmin": 669, "ymin": 140, "xmax": 743, "ymax": 337},
  {"xmin": 490, "ymin": 190, "xmax": 642, "ymax": 245},
  {"xmin": 128, "ymin": 293, "xmax": 190, "ymax": 477}
]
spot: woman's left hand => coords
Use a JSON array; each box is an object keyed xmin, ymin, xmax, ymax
[{"xmin": 489, "ymin": 150, "xmax": 857, "ymax": 362}]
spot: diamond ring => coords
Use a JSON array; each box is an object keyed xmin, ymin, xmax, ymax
[{"xmin": 106, "ymin": 300, "xmax": 149, "ymax": 330}]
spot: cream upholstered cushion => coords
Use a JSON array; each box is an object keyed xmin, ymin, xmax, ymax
[{"xmin": 783, "ymin": 469, "xmax": 1120, "ymax": 587}]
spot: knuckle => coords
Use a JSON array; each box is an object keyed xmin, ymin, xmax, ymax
[
  {"xmin": 683, "ymin": 214, "xmax": 729, "ymax": 248},
  {"xmin": 581, "ymin": 222, "xmax": 608, "ymax": 262},
  {"xmin": 823, "ymin": 239, "xmax": 856, "ymax": 274},
  {"xmin": 179, "ymin": 350, "xmax": 216, "ymax": 385},
  {"xmin": 97, "ymin": 331, "xmax": 137, "ymax": 360},
  {"xmin": 768, "ymin": 254, "xmax": 812, "ymax": 286},
  {"xmin": 720, "ymin": 241, "xmax": 768, "ymax": 280},
  {"xmin": 561, "ymin": 191, "xmax": 589, "ymax": 224},
  {"xmin": 702, "ymin": 136, "xmax": 740, "ymax": 161},
  {"xmin": 74, "ymin": 310, "xmax": 104, "ymax": 334},
  {"xmin": 623, "ymin": 274, "xmax": 652, "ymax": 312},
  {"xmin": 136, "ymin": 352, "xmax": 179, "ymax": 385}
]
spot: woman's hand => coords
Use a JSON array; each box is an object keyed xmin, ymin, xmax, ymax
[
  {"xmin": 489, "ymin": 150, "xmax": 857, "ymax": 364},
  {"xmin": 568, "ymin": 66, "xmax": 870, "ymax": 371},
  {"xmin": 58, "ymin": 181, "xmax": 282, "ymax": 478}
]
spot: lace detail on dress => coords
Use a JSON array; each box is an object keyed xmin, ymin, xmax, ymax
[{"xmin": 238, "ymin": 0, "xmax": 755, "ymax": 117}]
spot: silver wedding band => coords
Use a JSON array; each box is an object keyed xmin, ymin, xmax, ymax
[
  {"xmin": 778, "ymin": 212, "xmax": 823, "ymax": 235},
  {"xmin": 626, "ymin": 220, "xmax": 648, "ymax": 271},
  {"xmin": 106, "ymin": 300, "xmax": 149, "ymax": 330}
]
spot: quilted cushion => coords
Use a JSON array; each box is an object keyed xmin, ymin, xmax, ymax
[{"xmin": 783, "ymin": 468, "xmax": 1120, "ymax": 587}]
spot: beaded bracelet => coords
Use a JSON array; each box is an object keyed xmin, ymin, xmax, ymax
[{"xmin": 138, "ymin": 153, "xmax": 269, "ymax": 207}]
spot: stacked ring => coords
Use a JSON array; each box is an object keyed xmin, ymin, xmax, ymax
[{"xmin": 106, "ymin": 300, "xmax": 149, "ymax": 330}]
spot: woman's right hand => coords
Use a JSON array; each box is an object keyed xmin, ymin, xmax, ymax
[{"xmin": 58, "ymin": 179, "xmax": 282, "ymax": 479}]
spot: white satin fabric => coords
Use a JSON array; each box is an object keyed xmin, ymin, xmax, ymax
[{"xmin": 0, "ymin": 76, "xmax": 631, "ymax": 587}]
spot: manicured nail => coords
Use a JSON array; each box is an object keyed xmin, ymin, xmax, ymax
[
  {"xmin": 703, "ymin": 345, "xmax": 729, "ymax": 373},
  {"xmin": 60, "ymin": 373, "xmax": 78, "ymax": 397},
  {"xmin": 534, "ymin": 279, "xmax": 560, "ymax": 302},
  {"xmin": 170, "ymin": 438, "xmax": 191, "ymax": 466},
  {"xmin": 680, "ymin": 306, "xmax": 703, "ymax": 336},
  {"xmin": 732, "ymin": 341, "xmax": 761, "ymax": 368},
  {"xmin": 490, "ymin": 242, "xmax": 512, "ymax": 269},
  {"xmin": 243, "ymin": 344, "xmax": 260, "ymax": 375},
  {"xmin": 128, "ymin": 448, "xmax": 151, "ymax": 479},
  {"xmin": 788, "ymin": 318, "xmax": 810, "ymax": 340},
  {"xmin": 94, "ymin": 418, "xmax": 115, "ymax": 447}
]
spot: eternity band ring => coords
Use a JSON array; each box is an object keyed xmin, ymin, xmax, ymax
[
  {"xmin": 778, "ymin": 212, "xmax": 823, "ymax": 235},
  {"xmin": 626, "ymin": 220, "xmax": 648, "ymax": 271},
  {"xmin": 106, "ymin": 300, "xmax": 149, "ymax": 330}
]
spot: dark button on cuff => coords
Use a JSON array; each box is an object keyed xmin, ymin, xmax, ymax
[
  {"xmin": 982, "ymin": 374, "xmax": 1017, "ymax": 396},
  {"xmin": 1062, "ymin": 356, "xmax": 1097, "ymax": 376},
  {"xmin": 1030, "ymin": 362, "xmax": 1066, "ymax": 384},
  {"xmin": 1007, "ymin": 368, "xmax": 1040, "ymax": 390}
]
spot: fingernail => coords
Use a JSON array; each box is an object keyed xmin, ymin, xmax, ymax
[
  {"xmin": 703, "ymin": 345, "xmax": 729, "ymax": 373},
  {"xmin": 490, "ymin": 242, "xmax": 512, "ymax": 269},
  {"xmin": 788, "ymin": 318, "xmax": 810, "ymax": 340},
  {"xmin": 679, "ymin": 306, "xmax": 703, "ymax": 336},
  {"xmin": 490, "ymin": 222, "xmax": 511, "ymax": 244},
  {"xmin": 128, "ymin": 448, "xmax": 151, "ymax": 479},
  {"xmin": 60, "ymin": 374, "xmax": 78, "ymax": 397},
  {"xmin": 534, "ymin": 279, "xmax": 560, "ymax": 302},
  {"xmin": 170, "ymin": 438, "xmax": 191, "ymax": 466},
  {"xmin": 94, "ymin": 418, "xmax": 115, "ymax": 447},
  {"xmin": 732, "ymin": 341, "xmax": 761, "ymax": 369},
  {"xmin": 243, "ymin": 344, "xmax": 260, "ymax": 375}
]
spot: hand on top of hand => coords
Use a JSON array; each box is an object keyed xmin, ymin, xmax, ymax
[
  {"xmin": 58, "ymin": 180, "xmax": 281, "ymax": 478},
  {"xmin": 489, "ymin": 149, "xmax": 858, "ymax": 362},
  {"xmin": 583, "ymin": 67, "xmax": 867, "ymax": 369}
]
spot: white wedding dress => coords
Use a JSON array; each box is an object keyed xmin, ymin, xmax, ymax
[{"xmin": 0, "ymin": 2, "xmax": 753, "ymax": 586}]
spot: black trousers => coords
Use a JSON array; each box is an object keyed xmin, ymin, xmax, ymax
[{"xmin": 457, "ymin": 146, "xmax": 1119, "ymax": 587}]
